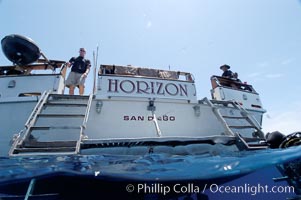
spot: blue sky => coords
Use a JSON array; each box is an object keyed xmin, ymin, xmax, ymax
[{"xmin": 1, "ymin": 0, "xmax": 301, "ymax": 134}]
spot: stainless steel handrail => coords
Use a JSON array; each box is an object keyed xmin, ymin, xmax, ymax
[
  {"xmin": 82, "ymin": 93, "xmax": 93, "ymax": 129},
  {"xmin": 25, "ymin": 90, "xmax": 51, "ymax": 128}
]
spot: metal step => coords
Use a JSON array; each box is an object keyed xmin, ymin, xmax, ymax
[
  {"xmin": 222, "ymin": 116, "xmax": 247, "ymax": 119},
  {"xmin": 211, "ymin": 99, "xmax": 234, "ymax": 104},
  {"xmin": 34, "ymin": 117, "xmax": 84, "ymax": 127},
  {"xmin": 29, "ymin": 127, "xmax": 82, "ymax": 141},
  {"xmin": 44, "ymin": 102, "xmax": 88, "ymax": 107},
  {"xmin": 242, "ymin": 137, "xmax": 265, "ymax": 142},
  {"xmin": 47, "ymin": 95, "xmax": 90, "ymax": 105},
  {"xmin": 23, "ymin": 141, "xmax": 77, "ymax": 148},
  {"xmin": 30, "ymin": 126, "xmax": 81, "ymax": 130},
  {"xmin": 14, "ymin": 146, "xmax": 76, "ymax": 153},
  {"xmin": 247, "ymin": 143, "xmax": 268, "ymax": 148},
  {"xmin": 40, "ymin": 104, "xmax": 87, "ymax": 115},
  {"xmin": 11, "ymin": 140, "xmax": 80, "ymax": 156},
  {"xmin": 12, "ymin": 150, "xmax": 78, "ymax": 156},
  {"xmin": 37, "ymin": 114, "xmax": 85, "ymax": 118},
  {"xmin": 229, "ymin": 125, "xmax": 256, "ymax": 129},
  {"xmin": 49, "ymin": 94, "xmax": 90, "ymax": 100},
  {"xmin": 235, "ymin": 134, "xmax": 268, "ymax": 150}
]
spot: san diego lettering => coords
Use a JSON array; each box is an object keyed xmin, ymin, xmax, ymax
[{"xmin": 124, "ymin": 115, "xmax": 176, "ymax": 121}]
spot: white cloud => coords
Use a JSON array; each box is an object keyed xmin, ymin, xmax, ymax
[
  {"xmin": 281, "ymin": 58, "xmax": 294, "ymax": 65},
  {"xmin": 265, "ymin": 73, "xmax": 284, "ymax": 79},
  {"xmin": 146, "ymin": 21, "xmax": 152, "ymax": 29},
  {"xmin": 247, "ymin": 72, "xmax": 284, "ymax": 80},
  {"xmin": 143, "ymin": 13, "xmax": 152, "ymax": 29},
  {"xmin": 257, "ymin": 61, "xmax": 269, "ymax": 68},
  {"xmin": 247, "ymin": 72, "xmax": 263, "ymax": 78}
]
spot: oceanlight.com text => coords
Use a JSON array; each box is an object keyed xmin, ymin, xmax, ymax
[
  {"xmin": 125, "ymin": 183, "xmax": 295, "ymax": 196},
  {"xmin": 208, "ymin": 183, "xmax": 294, "ymax": 196}
]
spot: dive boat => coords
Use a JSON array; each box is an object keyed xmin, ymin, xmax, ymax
[
  {"xmin": 2, "ymin": 34, "xmax": 301, "ymax": 200},
  {"xmin": 0, "ymin": 34, "xmax": 268, "ymax": 157}
]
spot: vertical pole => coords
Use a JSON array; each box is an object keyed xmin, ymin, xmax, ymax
[
  {"xmin": 93, "ymin": 51, "xmax": 96, "ymax": 94},
  {"xmin": 25, "ymin": 178, "xmax": 36, "ymax": 200},
  {"xmin": 93, "ymin": 45, "xmax": 99, "ymax": 94}
]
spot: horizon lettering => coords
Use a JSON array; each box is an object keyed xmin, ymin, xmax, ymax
[{"xmin": 107, "ymin": 78, "xmax": 188, "ymax": 97}]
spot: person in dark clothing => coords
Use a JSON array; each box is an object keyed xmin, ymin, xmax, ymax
[
  {"xmin": 232, "ymin": 72, "xmax": 242, "ymax": 82},
  {"xmin": 66, "ymin": 48, "xmax": 91, "ymax": 95},
  {"xmin": 220, "ymin": 64, "xmax": 234, "ymax": 78}
]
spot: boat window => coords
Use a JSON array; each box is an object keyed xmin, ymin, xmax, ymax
[
  {"xmin": 137, "ymin": 68, "xmax": 159, "ymax": 77},
  {"xmin": 158, "ymin": 70, "xmax": 179, "ymax": 79},
  {"xmin": 115, "ymin": 65, "xmax": 137, "ymax": 75},
  {"xmin": 99, "ymin": 65, "xmax": 115, "ymax": 75},
  {"xmin": 18, "ymin": 92, "xmax": 41, "ymax": 97},
  {"xmin": 0, "ymin": 69, "xmax": 5, "ymax": 76},
  {"xmin": 0, "ymin": 69, "xmax": 24, "ymax": 76},
  {"xmin": 99, "ymin": 65, "xmax": 194, "ymax": 82}
]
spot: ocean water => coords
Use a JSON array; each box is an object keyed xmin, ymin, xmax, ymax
[{"xmin": 0, "ymin": 144, "xmax": 300, "ymax": 200}]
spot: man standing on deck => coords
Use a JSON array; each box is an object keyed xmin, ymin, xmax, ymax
[
  {"xmin": 66, "ymin": 48, "xmax": 91, "ymax": 95},
  {"xmin": 220, "ymin": 64, "xmax": 234, "ymax": 78}
]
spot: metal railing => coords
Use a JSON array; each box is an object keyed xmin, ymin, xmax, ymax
[
  {"xmin": 82, "ymin": 93, "xmax": 94, "ymax": 129},
  {"xmin": 202, "ymin": 97, "xmax": 234, "ymax": 137},
  {"xmin": 202, "ymin": 97, "xmax": 267, "ymax": 150},
  {"xmin": 24, "ymin": 90, "xmax": 51, "ymax": 128}
]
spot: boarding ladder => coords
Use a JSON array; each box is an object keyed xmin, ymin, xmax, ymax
[
  {"xmin": 9, "ymin": 91, "xmax": 93, "ymax": 156},
  {"xmin": 202, "ymin": 98, "xmax": 268, "ymax": 150}
]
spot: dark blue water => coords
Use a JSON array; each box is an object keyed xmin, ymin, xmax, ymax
[{"xmin": 0, "ymin": 145, "xmax": 301, "ymax": 199}]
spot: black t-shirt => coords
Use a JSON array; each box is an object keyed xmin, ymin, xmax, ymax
[
  {"xmin": 222, "ymin": 70, "xmax": 234, "ymax": 78},
  {"xmin": 69, "ymin": 56, "xmax": 91, "ymax": 74}
]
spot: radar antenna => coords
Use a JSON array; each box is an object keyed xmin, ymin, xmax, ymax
[{"xmin": 1, "ymin": 34, "xmax": 65, "ymax": 71}]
